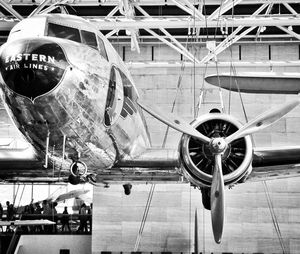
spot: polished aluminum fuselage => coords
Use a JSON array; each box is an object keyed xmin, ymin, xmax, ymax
[{"xmin": 0, "ymin": 15, "xmax": 151, "ymax": 174}]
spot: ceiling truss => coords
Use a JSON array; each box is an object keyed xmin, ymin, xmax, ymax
[{"xmin": 0, "ymin": 0, "xmax": 299, "ymax": 63}]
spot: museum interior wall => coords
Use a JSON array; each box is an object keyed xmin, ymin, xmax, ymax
[{"xmin": 92, "ymin": 42, "xmax": 300, "ymax": 253}]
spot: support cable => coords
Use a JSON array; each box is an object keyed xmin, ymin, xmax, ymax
[
  {"xmin": 196, "ymin": 0, "xmax": 209, "ymax": 117},
  {"xmin": 133, "ymin": 183, "xmax": 155, "ymax": 251},
  {"xmin": 263, "ymin": 181, "xmax": 287, "ymax": 254},
  {"xmin": 211, "ymin": 0, "xmax": 226, "ymax": 113},
  {"xmin": 189, "ymin": 185, "xmax": 192, "ymax": 253},
  {"xmin": 161, "ymin": 24, "xmax": 192, "ymax": 147}
]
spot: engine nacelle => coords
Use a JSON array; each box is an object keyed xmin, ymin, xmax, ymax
[{"xmin": 180, "ymin": 113, "xmax": 253, "ymax": 188}]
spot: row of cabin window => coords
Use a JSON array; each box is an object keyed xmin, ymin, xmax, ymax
[{"xmin": 47, "ymin": 23, "xmax": 108, "ymax": 61}]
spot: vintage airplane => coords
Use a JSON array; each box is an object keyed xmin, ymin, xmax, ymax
[{"xmin": 0, "ymin": 13, "xmax": 300, "ymax": 244}]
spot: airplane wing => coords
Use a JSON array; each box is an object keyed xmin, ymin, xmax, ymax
[
  {"xmin": 205, "ymin": 72, "xmax": 300, "ymax": 94},
  {"xmin": 249, "ymin": 146, "xmax": 300, "ymax": 181},
  {"xmin": 99, "ymin": 148, "xmax": 182, "ymax": 183},
  {"xmin": 0, "ymin": 147, "xmax": 70, "ymax": 183}
]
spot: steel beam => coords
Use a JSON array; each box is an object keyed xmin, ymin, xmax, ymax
[
  {"xmin": 0, "ymin": 15, "xmax": 299, "ymax": 31},
  {"xmin": 277, "ymin": 26, "xmax": 300, "ymax": 40},
  {"xmin": 171, "ymin": 0, "xmax": 204, "ymax": 20},
  {"xmin": 135, "ymin": 5, "xmax": 199, "ymax": 64},
  {"xmin": 39, "ymin": 0, "xmax": 70, "ymax": 14},
  {"xmin": 208, "ymin": 0, "xmax": 244, "ymax": 20},
  {"xmin": 200, "ymin": 3, "xmax": 268, "ymax": 63},
  {"xmin": 89, "ymin": 16, "xmax": 300, "ymax": 30},
  {"xmin": 28, "ymin": 0, "xmax": 51, "ymax": 17},
  {"xmin": 105, "ymin": 5, "xmax": 119, "ymax": 19},
  {"xmin": 105, "ymin": 29, "xmax": 119, "ymax": 38},
  {"xmin": 0, "ymin": 0, "xmax": 23, "ymax": 20},
  {"xmin": 283, "ymin": 3, "xmax": 299, "ymax": 16},
  {"xmin": 255, "ymin": 3, "xmax": 273, "ymax": 39},
  {"xmin": 4, "ymin": 0, "xmax": 300, "ymax": 6},
  {"xmin": 126, "ymin": 60, "xmax": 300, "ymax": 69},
  {"xmin": 145, "ymin": 28, "xmax": 200, "ymax": 63}
]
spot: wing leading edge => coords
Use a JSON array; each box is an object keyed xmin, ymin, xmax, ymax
[
  {"xmin": 249, "ymin": 146, "xmax": 300, "ymax": 181},
  {"xmin": 205, "ymin": 72, "xmax": 300, "ymax": 94}
]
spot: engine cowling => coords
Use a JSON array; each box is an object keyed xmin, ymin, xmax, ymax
[{"xmin": 180, "ymin": 113, "xmax": 253, "ymax": 188}]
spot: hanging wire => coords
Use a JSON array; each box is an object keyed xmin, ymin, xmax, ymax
[
  {"xmin": 134, "ymin": 5, "xmax": 163, "ymax": 251},
  {"xmin": 263, "ymin": 181, "xmax": 287, "ymax": 254},
  {"xmin": 213, "ymin": 0, "xmax": 227, "ymax": 113},
  {"xmin": 133, "ymin": 183, "xmax": 155, "ymax": 251},
  {"xmin": 189, "ymin": 184, "xmax": 192, "ymax": 253},
  {"xmin": 196, "ymin": 0, "xmax": 209, "ymax": 117},
  {"xmin": 161, "ymin": 21, "xmax": 193, "ymax": 147}
]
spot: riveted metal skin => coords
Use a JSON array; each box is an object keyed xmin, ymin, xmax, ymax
[{"xmin": 0, "ymin": 17, "xmax": 151, "ymax": 176}]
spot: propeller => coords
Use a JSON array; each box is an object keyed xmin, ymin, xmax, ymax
[
  {"xmin": 210, "ymin": 143, "xmax": 226, "ymax": 244},
  {"xmin": 137, "ymin": 101, "xmax": 210, "ymax": 143},
  {"xmin": 226, "ymin": 99, "xmax": 300, "ymax": 144},
  {"xmin": 139, "ymin": 98, "xmax": 300, "ymax": 244}
]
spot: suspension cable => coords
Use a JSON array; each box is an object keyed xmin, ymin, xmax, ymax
[
  {"xmin": 161, "ymin": 22, "xmax": 192, "ymax": 147},
  {"xmin": 263, "ymin": 181, "xmax": 287, "ymax": 254},
  {"xmin": 133, "ymin": 183, "xmax": 155, "ymax": 251}
]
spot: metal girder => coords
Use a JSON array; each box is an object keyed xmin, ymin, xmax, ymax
[
  {"xmin": 145, "ymin": 28, "xmax": 199, "ymax": 63},
  {"xmin": 105, "ymin": 5, "xmax": 119, "ymax": 19},
  {"xmin": 0, "ymin": 0, "xmax": 23, "ymax": 20},
  {"xmin": 28, "ymin": 0, "xmax": 51, "ymax": 17},
  {"xmin": 171, "ymin": 0, "xmax": 204, "ymax": 20},
  {"xmin": 105, "ymin": 29, "xmax": 119, "ymax": 38},
  {"xmin": 200, "ymin": 3, "xmax": 269, "ymax": 63},
  {"xmin": 89, "ymin": 16, "xmax": 300, "ymax": 30},
  {"xmin": 3, "ymin": 0, "xmax": 300, "ymax": 6},
  {"xmin": 126, "ymin": 60, "xmax": 300, "ymax": 69},
  {"xmin": 208, "ymin": 0, "xmax": 244, "ymax": 20},
  {"xmin": 283, "ymin": 3, "xmax": 299, "ymax": 16},
  {"xmin": 0, "ymin": 15, "xmax": 299, "ymax": 31},
  {"xmin": 135, "ymin": 4, "xmax": 199, "ymax": 63},
  {"xmin": 118, "ymin": 0, "xmax": 140, "ymax": 53},
  {"xmin": 39, "ymin": 0, "xmax": 70, "ymax": 14},
  {"xmin": 277, "ymin": 26, "xmax": 300, "ymax": 40},
  {"xmin": 255, "ymin": 3, "xmax": 273, "ymax": 39},
  {"xmin": 200, "ymin": 26, "xmax": 257, "ymax": 63}
]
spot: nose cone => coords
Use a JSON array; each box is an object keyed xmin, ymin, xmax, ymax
[{"xmin": 0, "ymin": 38, "xmax": 68, "ymax": 100}]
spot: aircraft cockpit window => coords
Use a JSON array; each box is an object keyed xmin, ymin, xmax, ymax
[
  {"xmin": 97, "ymin": 37, "xmax": 108, "ymax": 61},
  {"xmin": 47, "ymin": 23, "xmax": 81, "ymax": 43},
  {"xmin": 81, "ymin": 30, "xmax": 97, "ymax": 49}
]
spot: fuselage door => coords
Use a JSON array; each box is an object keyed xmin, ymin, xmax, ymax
[{"xmin": 104, "ymin": 67, "xmax": 124, "ymax": 126}]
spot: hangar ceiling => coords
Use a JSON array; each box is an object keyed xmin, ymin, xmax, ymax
[{"xmin": 0, "ymin": 0, "xmax": 299, "ymax": 63}]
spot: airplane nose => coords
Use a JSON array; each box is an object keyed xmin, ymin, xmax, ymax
[{"xmin": 0, "ymin": 38, "xmax": 69, "ymax": 100}]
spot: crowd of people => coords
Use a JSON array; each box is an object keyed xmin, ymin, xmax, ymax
[{"xmin": 0, "ymin": 200, "xmax": 92, "ymax": 234}]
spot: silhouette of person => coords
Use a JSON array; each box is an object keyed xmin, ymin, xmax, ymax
[
  {"xmin": 78, "ymin": 203, "xmax": 88, "ymax": 232},
  {"xmin": 6, "ymin": 201, "xmax": 14, "ymax": 221},
  {"xmin": 0, "ymin": 203, "xmax": 3, "ymax": 220},
  {"xmin": 61, "ymin": 206, "xmax": 71, "ymax": 232}
]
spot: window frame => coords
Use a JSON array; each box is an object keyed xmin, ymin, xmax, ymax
[
  {"xmin": 97, "ymin": 36, "xmax": 108, "ymax": 61},
  {"xmin": 47, "ymin": 22, "xmax": 81, "ymax": 43},
  {"xmin": 80, "ymin": 30, "xmax": 98, "ymax": 50}
]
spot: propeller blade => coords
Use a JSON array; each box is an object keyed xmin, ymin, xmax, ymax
[
  {"xmin": 210, "ymin": 154, "xmax": 225, "ymax": 244},
  {"xmin": 226, "ymin": 99, "xmax": 300, "ymax": 143},
  {"xmin": 138, "ymin": 101, "xmax": 210, "ymax": 143}
]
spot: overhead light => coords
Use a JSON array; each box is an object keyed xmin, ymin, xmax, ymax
[{"xmin": 288, "ymin": 26, "xmax": 293, "ymax": 31}]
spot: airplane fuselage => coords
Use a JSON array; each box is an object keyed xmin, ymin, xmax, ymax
[{"xmin": 0, "ymin": 14, "xmax": 151, "ymax": 174}]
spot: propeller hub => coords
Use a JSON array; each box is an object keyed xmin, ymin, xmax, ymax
[{"xmin": 210, "ymin": 138, "xmax": 227, "ymax": 154}]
